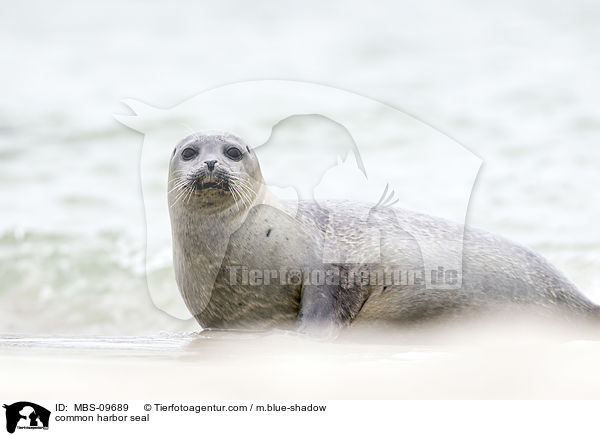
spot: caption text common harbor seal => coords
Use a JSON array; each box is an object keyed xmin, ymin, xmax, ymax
[{"xmin": 168, "ymin": 131, "xmax": 598, "ymax": 336}]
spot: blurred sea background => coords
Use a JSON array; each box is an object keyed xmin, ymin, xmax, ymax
[
  {"xmin": 1, "ymin": 0, "xmax": 600, "ymax": 399},
  {"xmin": 3, "ymin": 0, "xmax": 599, "ymax": 335}
]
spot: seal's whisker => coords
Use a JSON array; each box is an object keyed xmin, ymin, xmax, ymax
[
  {"xmin": 229, "ymin": 183, "xmax": 241, "ymax": 207},
  {"xmin": 233, "ymin": 179, "xmax": 254, "ymax": 208},
  {"xmin": 236, "ymin": 184, "xmax": 256, "ymax": 207},
  {"xmin": 230, "ymin": 173, "xmax": 256, "ymax": 192},
  {"xmin": 229, "ymin": 184, "xmax": 241, "ymax": 212},
  {"xmin": 231, "ymin": 174, "xmax": 252, "ymax": 186},
  {"xmin": 170, "ymin": 192, "xmax": 186, "ymax": 208},
  {"xmin": 168, "ymin": 184, "xmax": 188, "ymax": 196},
  {"xmin": 236, "ymin": 182, "xmax": 256, "ymax": 197},
  {"xmin": 231, "ymin": 183, "xmax": 242, "ymax": 204},
  {"xmin": 169, "ymin": 174, "xmax": 188, "ymax": 183},
  {"xmin": 168, "ymin": 179, "xmax": 190, "ymax": 194},
  {"xmin": 181, "ymin": 184, "xmax": 191, "ymax": 204},
  {"xmin": 231, "ymin": 181, "xmax": 250, "ymax": 208},
  {"xmin": 170, "ymin": 175, "xmax": 187, "ymax": 182},
  {"xmin": 185, "ymin": 184, "xmax": 196, "ymax": 204},
  {"xmin": 171, "ymin": 184, "xmax": 192, "ymax": 208},
  {"xmin": 173, "ymin": 186, "xmax": 188, "ymax": 201}
]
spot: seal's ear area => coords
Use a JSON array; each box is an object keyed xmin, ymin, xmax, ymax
[
  {"xmin": 114, "ymin": 99, "xmax": 163, "ymax": 133},
  {"xmin": 3, "ymin": 404, "xmax": 6, "ymax": 408}
]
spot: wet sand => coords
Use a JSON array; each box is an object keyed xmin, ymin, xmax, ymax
[{"xmin": 3, "ymin": 321, "xmax": 600, "ymax": 399}]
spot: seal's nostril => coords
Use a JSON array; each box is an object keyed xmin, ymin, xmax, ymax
[{"xmin": 205, "ymin": 160, "xmax": 218, "ymax": 171}]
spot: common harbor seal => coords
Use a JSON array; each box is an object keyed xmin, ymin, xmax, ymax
[{"xmin": 168, "ymin": 130, "xmax": 598, "ymax": 336}]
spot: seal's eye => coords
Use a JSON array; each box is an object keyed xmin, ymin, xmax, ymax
[
  {"xmin": 181, "ymin": 148, "xmax": 198, "ymax": 160},
  {"xmin": 225, "ymin": 147, "xmax": 242, "ymax": 160}
]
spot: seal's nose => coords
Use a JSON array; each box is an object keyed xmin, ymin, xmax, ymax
[{"xmin": 205, "ymin": 160, "xmax": 218, "ymax": 171}]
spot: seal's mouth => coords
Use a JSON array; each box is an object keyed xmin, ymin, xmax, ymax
[
  {"xmin": 194, "ymin": 180, "xmax": 228, "ymax": 191},
  {"xmin": 192, "ymin": 172, "xmax": 230, "ymax": 191},
  {"xmin": 170, "ymin": 168, "xmax": 238, "ymax": 208},
  {"xmin": 170, "ymin": 167, "xmax": 257, "ymax": 209}
]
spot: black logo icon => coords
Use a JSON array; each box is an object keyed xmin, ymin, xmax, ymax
[{"xmin": 3, "ymin": 402, "xmax": 50, "ymax": 433}]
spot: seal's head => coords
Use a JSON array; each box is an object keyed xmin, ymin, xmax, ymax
[{"xmin": 168, "ymin": 130, "xmax": 263, "ymax": 212}]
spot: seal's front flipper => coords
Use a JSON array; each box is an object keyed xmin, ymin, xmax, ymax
[
  {"xmin": 297, "ymin": 264, "xmax": 370, "ymax": 339},
  {"xmin": 297, "ymin": 284, "xmax": 343, "ymax": 339}
]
